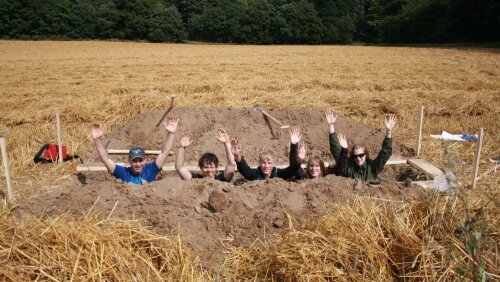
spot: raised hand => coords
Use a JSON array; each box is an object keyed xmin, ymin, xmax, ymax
[
  {"xmin": 91, "ymin": 124, "xmax": 104, "ymax": 140},
  {"xmin": 337, "ymin": 133, "xmax": 348, "ymax": 149},
  {"xmin": 298, "ymin": 142, "xmax": 307, "ymax": 161},
  {"xmin": 325, "ymin": 109, "xmax": 338, "ymax": 125},
  {"xmin": 164, "ymin": 116, "xmax": 179, "ymax": 133},
  {"xmin": 290, "ymin": 128, "xmax": 302, "ymax": 144},
  {"xmin": 231, "ymin": 138, "xmax": 241, "ymax": 156},
  {"xmin": 385, "ymin": 114, "xmax": 397, "ymax": 131},
  {"xmin": 216, "ymin": 128, "xmax": 230, "ymax": 143},
  {"xmin": 180, "ymin": 132, "xmax": 193, "ymax": 148}
]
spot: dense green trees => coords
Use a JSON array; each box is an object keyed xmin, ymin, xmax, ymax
[{"xmin": 0, "ymin": 0, "xmax": 498, "ymax": 44}]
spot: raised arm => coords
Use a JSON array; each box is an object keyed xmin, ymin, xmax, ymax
[
  {"xmin": 91, "ymin": 124, "xmax": 116, "ymax": 174},
  {"xmin": 216, "ymin": 128, "xmax": 236, "ymax": 181},
  {"xmin": 232, "ymin": 138, "xmax": 259, "ymax": 180},
  {"xmin": 326, "ymin": 109, "xmax": 337, "ymax": 134},
  {"xmin": 328, "ymin": 133, "xmax": 348, "ymax": 176},
  {"xmin": 277, "ymin": 128, "xmax": 301, "ymax": 179},
  {"xmin": 326, "ymin": 110, "xmax": 342, "ymax": 162},
  {"xmin": 384, "ymin": 114, "xmax": 397, "ymax": 138},
  {"xmin": 175, "ymin": 132, "xmax": 193, "ymax": 180},
  {"xmin": 372, "ymin": 115, "xmax": 397, "ymax": 175},
  {"xmin": 155, "ymin": 117, "xmax": 178, "ymax": 169}
]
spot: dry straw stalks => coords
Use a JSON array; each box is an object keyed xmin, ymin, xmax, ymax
[
  {"xmin": 0, "ymin": 202, "xmax": 209, "ymax": 281},
  {"xmin": 221, "ymin": 194, "xmax": 499, "ymax": 281}
]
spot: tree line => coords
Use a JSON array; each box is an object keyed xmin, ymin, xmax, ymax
[{"xmin": 0, "ymin": 0, "xmax": 498, "ymax": 44}]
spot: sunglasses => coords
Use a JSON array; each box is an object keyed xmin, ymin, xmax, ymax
[{"xmin": 353, "ymin": 153, "xmax": 366, "ymax": 159}]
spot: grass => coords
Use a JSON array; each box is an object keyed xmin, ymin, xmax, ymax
[{"xmin": 0, "ymin": 40, "xmax": 499, "ymax": 280}]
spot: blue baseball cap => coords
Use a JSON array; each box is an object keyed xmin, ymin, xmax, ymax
[{"xmin": 129, "ymin": 147, "xmax": 145, "ymax": 160}]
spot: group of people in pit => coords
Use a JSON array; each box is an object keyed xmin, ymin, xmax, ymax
[{"xmin": 92, "ymin": 110, "xmax": 397, "ymax": 185}]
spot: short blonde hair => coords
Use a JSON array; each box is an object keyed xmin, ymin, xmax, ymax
[{"xmin": 259, "ymin": 150, "xmax": 275, "ymax": 162}]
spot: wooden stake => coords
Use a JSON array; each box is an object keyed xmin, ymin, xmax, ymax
[
  {"xmin": 56, "ymin": 113, "xmax": 63, "ymax": 164},
  {"xmin": 472, "ymin": 128, "xmax": 484, "ymax": 189},
  {"xmin": 416, "ymin": 105, "xmax": 424, "ymax": 157},
  {"xmin": 0, "ymin": 137, "xmax": 14, "ymax": 203}
]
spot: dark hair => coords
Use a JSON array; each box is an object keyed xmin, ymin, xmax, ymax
[
  {"xmin": 306, "ymin": 156, "xmax": 326, "ymax": 178},
  {"xmin": 350, "ymin": 144, "xmax": 370, "ymax": 160},
  {"xmin": 199, "ymin": 153, "xmax": 219, "ymax": 168}
]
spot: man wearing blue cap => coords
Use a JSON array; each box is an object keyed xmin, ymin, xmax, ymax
[{"xmin": 91, "ymin": 117, "xmax": 179, "ymax": 185}]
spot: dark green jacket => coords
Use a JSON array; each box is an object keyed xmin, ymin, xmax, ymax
[{"xmin": 329, "ymin": 133, "xmax": 392, "ymax": 181}]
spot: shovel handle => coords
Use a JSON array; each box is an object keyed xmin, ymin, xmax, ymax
[
  {"xmin": 257, "ymin": 108, "xmax": 285, "ymax": 127},
  {"xmin": 155, "ymin": 96, "xmax": 175, "ymax": 127}
]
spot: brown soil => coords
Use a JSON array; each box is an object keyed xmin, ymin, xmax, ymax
[{"xmin": 17, "ymin": 107, "xmax": 426, "ymax": 265}]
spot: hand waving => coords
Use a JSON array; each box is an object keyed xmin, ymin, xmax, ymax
[
  {"xmin": 290, "ymin": 128, "xmax": 302, "ymax": 144},
  {"xmin": 325, "ymin": 109, "xmax": 338, "ymax": 125},
  {"xmin": 337, "ymin": 133, "xmax": 348, "ymax": 149},
  {"xmin": 231, "ymin": 138, "xmax": 241, "ymax": 156},
  {"xmin": 180, "ymin": 132, "xmax": 193, "ymax": 148},
  {"xmin": 385, "ymin": 114, "xmax": 397, "ymax": 131},
  {"xmin": 298, "ymin": 142, "xmax": 307, "ymax": 161},
  {"xmin": 216, "ymin": 128, "xmax": 230, "ymax": 143},
  {"xmin": 164, "ymin": 117, "xmax": 179, "ymax": 133},
  {"xmin": 91, "ymin": 124, "xmax": 104, "ymax": 140}
]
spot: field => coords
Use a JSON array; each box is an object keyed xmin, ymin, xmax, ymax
[{"xmin": 0, "ymin": 41, "xmax": 499, "ymax": 280}]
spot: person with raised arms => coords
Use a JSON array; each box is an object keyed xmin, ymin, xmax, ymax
[
  {"xmin": 175, "ymin": 128, "xmax": 236, "ymax": 182},
  {"xmin": 91, "ymin": 117, "xmax": 179, "ymax": 185},
  {"xmin": 294, "ymin": 132, "xmax": 349, "ymax": 180},
  {"xmin": 232, "ymin": 128, "xmax": 302, "ymax": 181},
  {"xmin": 327, "ymin": 109, "xmax": 397, "ymax": 182}
]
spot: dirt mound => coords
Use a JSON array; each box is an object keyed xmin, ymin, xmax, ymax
[
  {"xmin": 18, "ymin": 107, "xmax": 423, "ymax": 265},
  {"xmin": 84, "ymin": 107, "xmax": 411, "ymax": 164}
]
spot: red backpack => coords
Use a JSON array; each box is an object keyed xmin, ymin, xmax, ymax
[{"xmin": 34, "ymin": 144, "xmax": 78, "ymax": 163}]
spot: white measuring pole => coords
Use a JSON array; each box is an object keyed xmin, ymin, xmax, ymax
[
  {"xmin": 472, "ymin": 128, "xmax": 484, "ymax": 190},
  {"xmin": 0, "ymin": 137, "xmax": 14, "ymax": 203},
  {"xmin": 416, "ymin": 105, "xmax": 424, "ymax": 157},
  {"xmin": 56, "ymin": 113, "xmax": 63, "ymax": 164}
]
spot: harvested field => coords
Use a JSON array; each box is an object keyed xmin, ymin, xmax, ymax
[{"xmin": 0, "ymin": 41, "xmax": 499, "ymax": 280}]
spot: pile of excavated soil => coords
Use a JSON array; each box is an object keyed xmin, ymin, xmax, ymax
[{"xmin": 18, "ymin": 107, "xmax": 425, "ymax": 265}]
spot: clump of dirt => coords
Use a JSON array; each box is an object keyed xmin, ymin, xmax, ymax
[{"xmin": 17, "ymin": 107, "xmax": 426, "ymax": 265}]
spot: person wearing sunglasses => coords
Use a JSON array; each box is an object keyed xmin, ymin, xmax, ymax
[
  {"xmin": 91, "ymin": 117, "xmax": 179, "ymax": 185},
  {"xmin": 326, "ymin": 109, "xmax": 397, "ymax": 182}
]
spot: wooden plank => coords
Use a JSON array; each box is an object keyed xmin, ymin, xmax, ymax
[
  {"xmin": 408, "ymin": 159, "xmax": 443, "ymax": 178},
  {"xmin": 0, "ymin": 137, "xmax": 14, "ymax": 203},
  {"xmin": 416, "ymin": 105, "xmax": 424, "ymax": 156},
  {"xmin": 397, "ymin": 180, "xmax": 436, "ymax": 189},
  {"xmin": 472, "ymin": 128, "xmax": 484, "ymax": 189},
  {"xmin": 106, "ymin": 149, "xmax": 174, "ymax": 155},
  {"xmin": 56, "ymin": 113, "xmax": 63, "ymax": 164},
  {"xmin": 77, "ymin": 163, "xmax": 309, "ymax": 172},
  {"xmin": 387, "ymin": 155, "xmax": 407, "ymax": 165}
]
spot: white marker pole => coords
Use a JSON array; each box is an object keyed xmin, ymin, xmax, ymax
[
  {"xmin": 416, "ymin": 105, "xmax": 424, "ymax": 157},
  {"xmin": 472, "ymin": 128, "xmax": 484, "ymax": 190},
  {"xmin": 56, "ymin": 113, "xmax": 63, "ymax": 164},
  {"xmin": 0, "ymin": 137, "xmax": 14, "ymax": 203}
]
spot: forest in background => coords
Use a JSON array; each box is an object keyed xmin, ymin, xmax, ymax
[{"xmin": 0, "ymin": 0, "xmax": 499, "ymax": 44}]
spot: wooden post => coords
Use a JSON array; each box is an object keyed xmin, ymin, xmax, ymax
[
  {"xmin": 416, "ymin": 105, "xmax": 424, "ymax": 157},
  {"xmin": 0, "ymin": 137, "xmax": 14, "ymax": 203},
  {"xmin": 472, "ymin": 128, "xmax": 484, "ymax": 189},
  {"xmin": 56, "ymin": 113, "xmax": 63, "ymax": 164}
]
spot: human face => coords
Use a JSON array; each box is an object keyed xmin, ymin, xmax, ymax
[
  {"xmin": 259, "ymin": 157, "xmax": 275, "ymax": 178},
  {"xmin": 201, "ymin": 161, "xmax": 217, "ymax": 178},
  {"xmin": 352, "ymin": 148, "xmax": 366, "ymax": 166},
  {"xmin": 307, "ymin": 162, "xmax": 322, "ymax": 178},
  {"xmin": 129, "ymin": 158, "xmax": 146, "ymax": 175}
]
